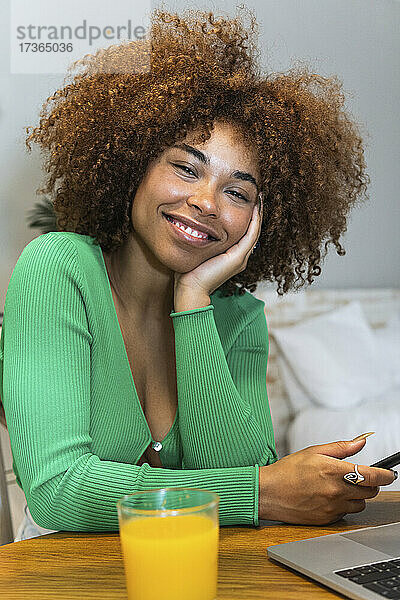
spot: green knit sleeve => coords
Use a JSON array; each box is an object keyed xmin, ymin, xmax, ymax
[
  {"xmin": 169, "ymin": 304, "xmax": 277, "ymax": 468},
  {"xmin": 169, "ymin": 302, "xmax": 278, "ymax": 526},
  {"xmin": 1, "ymin": 234, "xmax": 262, "ymax": 530},
  {"xmin": 226, "ymin": 306, "xmax": 278, "ymax": 467}
]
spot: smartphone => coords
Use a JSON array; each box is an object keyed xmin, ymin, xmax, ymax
[{"xmin": 370, "ymin": 451, "xmax": 400, "ymax": 470}]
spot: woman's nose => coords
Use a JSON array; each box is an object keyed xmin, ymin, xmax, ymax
[{"xmin": 186, "ymin": 187, "xmax": 220, "ymax": 217}]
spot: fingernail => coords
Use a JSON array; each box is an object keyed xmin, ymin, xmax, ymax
[
  {"xmin": 392, "ymin": 470, "xmax": 398, "ymax": 480},
  {"xmin": 352, "ymin": 432, "xmax": 375, "ymax": 441}
]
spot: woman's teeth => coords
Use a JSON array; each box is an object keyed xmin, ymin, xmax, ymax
[{"xmin": 167, "ymin": 216, "xmax": 210, "ymax": 239}]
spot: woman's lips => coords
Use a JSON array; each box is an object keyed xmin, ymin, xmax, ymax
[{"xmin": 163, "ymin": 214, "xmax": 216, "ymax": 247}]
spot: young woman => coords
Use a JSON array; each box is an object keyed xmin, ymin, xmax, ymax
[{"xmin": 1, "ymin": 8, "xmax": 395, "ymax": 541}]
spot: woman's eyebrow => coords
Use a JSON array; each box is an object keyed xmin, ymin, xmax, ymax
[{"xmin": 172, "ymin": 143, "xmax": 259, "ymax": 190}]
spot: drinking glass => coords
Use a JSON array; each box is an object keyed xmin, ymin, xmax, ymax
[{"xmin": 117, "ymin": 487, "xmax": 220, "ymax": 600}]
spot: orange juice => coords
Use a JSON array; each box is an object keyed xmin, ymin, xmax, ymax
[{"xmin": 120, "ymin": 513, "xmax": 219, "ymax": 600}]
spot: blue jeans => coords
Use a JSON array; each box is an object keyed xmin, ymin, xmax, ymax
[{"xmin": 13, "ymin": 504, "xmax": 58, "ymax": 542}]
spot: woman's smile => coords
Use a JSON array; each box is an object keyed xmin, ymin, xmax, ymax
[{"xmin": 163, "ymin": 213, "xmax": 218, "ymax": 247}]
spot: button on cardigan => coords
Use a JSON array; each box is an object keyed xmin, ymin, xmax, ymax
[{"xmin": 0, "ymin": 231, "xmax": 277, "ymax": 530}]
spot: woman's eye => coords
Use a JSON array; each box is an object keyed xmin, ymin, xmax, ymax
[
  {"xmin": 228, "ymin": 190, "xmax": 249, "ymax": 202},
  {"xmin": 172, "ymin": 163, "xmax": 196, "ymax": 176}
]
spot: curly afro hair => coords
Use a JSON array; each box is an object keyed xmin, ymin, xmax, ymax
[{"xmin": 25, "ymin": 6, "xmax": 370, "ymax": 297}]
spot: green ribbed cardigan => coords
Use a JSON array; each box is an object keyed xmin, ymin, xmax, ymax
[{"xmin": 0, "ymin": 231, "xmax": 277, "ymax": 531}]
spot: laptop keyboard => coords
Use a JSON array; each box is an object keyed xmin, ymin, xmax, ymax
[{"xmin": 335, "ymin": 558, "xmax": 400, "ymax": 598}]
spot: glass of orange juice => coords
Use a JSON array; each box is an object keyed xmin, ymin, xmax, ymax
[{"xmin": 117, "ymin": 487, "xmax": 220, "ymax": 600}]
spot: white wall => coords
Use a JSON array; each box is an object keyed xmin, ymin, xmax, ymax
[{"xmin": 1, "ymin": 0, "xmax": 399, "ymax": 310}]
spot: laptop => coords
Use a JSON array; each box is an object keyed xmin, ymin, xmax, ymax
[{"xmin": 267, "ymin": 521, "xmax": 400, "ymax": 599}]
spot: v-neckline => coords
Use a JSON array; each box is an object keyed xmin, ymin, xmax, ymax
[{"xmin": 97, "ymin": 244, "xmax": 179, "ymax": 450}]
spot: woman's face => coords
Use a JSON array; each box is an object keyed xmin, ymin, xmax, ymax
[{"xmin": 130, "ymin": 120, "xmax": 261, "ymax": 273}]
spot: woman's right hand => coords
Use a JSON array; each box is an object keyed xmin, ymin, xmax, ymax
[{"xmin": 259, "ymin": 437, "xmax": 397, "ymax": 525}]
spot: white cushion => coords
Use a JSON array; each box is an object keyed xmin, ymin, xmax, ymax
[
  {"xmin": 374, "ymin": 311, "xmax": 400, "ymax": 389},
  {"xmin": 270, "ymin": 301, "xmax": 391, "ymax": 410},
  {"xmin": 275, "ymin": 351, "xmax": 314, "ymax": 413}
]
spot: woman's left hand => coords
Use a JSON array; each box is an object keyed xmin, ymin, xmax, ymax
[{"xmin": 174, "ymin": 196, "xmax": 263, "ymax": 300}]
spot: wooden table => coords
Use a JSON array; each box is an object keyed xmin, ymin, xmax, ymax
[{"xmin": 1, "ymin": 492, "xmax": 399, "ymax": 599}]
